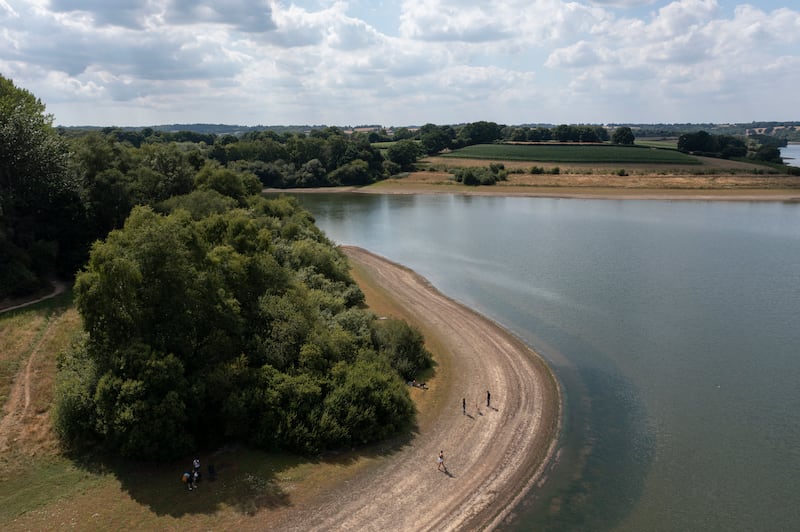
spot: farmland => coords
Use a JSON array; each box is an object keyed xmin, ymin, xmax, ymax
[{"xmin": 440, "ymin": 143, "xmax": 701, "ymax": 164}]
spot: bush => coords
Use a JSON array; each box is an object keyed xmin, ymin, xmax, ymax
[
  {"xmin": 453, "ymin": 167, "xmax": 500, "ymax": 186},
  {"xmin": 372, "ymin": 318, "xmax": 433, "ymax": 381}
]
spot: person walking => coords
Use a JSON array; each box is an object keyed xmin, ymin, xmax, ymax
[
  {"xmin": 487, "ymin": 390, "xmax": 491, "ymax": 408},
  {"xmin": 462, "ymin": 397, "xmax": 466, "ymax": 415},
  {"xmin": 437, "ymin": 450, "xmax": 445, "ymax": 472}
]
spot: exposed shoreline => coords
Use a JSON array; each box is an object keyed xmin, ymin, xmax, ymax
[
  {"xmin": 273, "ymin": 247, "xmax": 562, "ymax": 531},
  {"xmin": 266, "ymin": 182, "xmax": 800, "ymax": 202}
]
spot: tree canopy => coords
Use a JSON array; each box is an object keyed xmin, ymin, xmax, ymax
[
  {"xmin": 56, "ymin": 194, "xmax": 431, "ymax": 459},
  {"xmin": 0, "ymin": 75, "xmax": 86, "ymax": 297},
  {"xmin": 611, "ymin": 126, "xmax": 635, "ymax": 145}
]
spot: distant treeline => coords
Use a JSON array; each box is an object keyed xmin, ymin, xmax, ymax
[
  {"xmin": 61, "ymin": 120, "xmax": 800, "ymax": 142},
  {"xmin": 677, "ymin": 130, "xmax": 785, "ymax": 163}
]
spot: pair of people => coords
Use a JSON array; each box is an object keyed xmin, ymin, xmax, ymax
[
  {"xmin": 182, "ymin": 470, "xmax": 199, "ymax": 490},
  {"xmin": 182, "ymin": 458, "xmax": 202, "ymax": 490}
]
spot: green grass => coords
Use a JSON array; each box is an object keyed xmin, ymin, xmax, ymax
[
  {"xmin": 442, "ymin": 143, "xmax": 701, "ymax": 164},
  {"xmin": 635, "ymin": 139, "xmax": 679, "ymax": 149},
  {"xmin": 371, "ymin": 141, "xmax": 398, "ymax": 148},
  {"xmin": 0, "ymin": 290, "xmax": 410, "ymax": 529}
]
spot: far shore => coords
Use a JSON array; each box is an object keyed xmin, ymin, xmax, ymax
[
  {"xmin": 265, "ymin": 173, "xmax": 800, "ymax": 202},
  {"xmin": 266, "ymin": 183, "xmax": 800, "ymax": 202}
]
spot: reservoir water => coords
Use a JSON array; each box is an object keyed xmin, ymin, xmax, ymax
[
  {"xmin": 292, "ymin": 193, "xmax": 800, "ymax": 531},
  {"xmin": 780, "ymin": 143, "xmax": 800, "ymax": 167}
]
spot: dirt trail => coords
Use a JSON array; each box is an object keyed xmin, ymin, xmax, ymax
[
  {"xmin": 0, "ymin": 312, "xmax": 63, "ymax": 453},
  {"xmin": 0, "ymin": 280, "xmax": 67, "ymax": 314},
  {"xmin": 273, "ymin": 247, "xmax": 561, "ymax": 531}
]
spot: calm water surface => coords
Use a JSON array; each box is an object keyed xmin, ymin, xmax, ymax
[
  {"xmin": 780, "ymin": 143, "xmax": 800, "ymax": 167},
  {"xmin": 292, "ymin": 193, "xmax": 800, "ymax": 531}
]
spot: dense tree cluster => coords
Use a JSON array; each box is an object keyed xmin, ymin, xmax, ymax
[
  {"xmin": 1, "ymin": 89, "xmax": 390, "ymax": 297},
  {"xmin": 1, "ymin": 76, "xmax": 432, "ymax": 461},
  {"xmin": 676, "ymin": 130, "xmax": 779, "ymax": 161},
  {"xmin": 502, "ymin": 124, "xmax": 610, "ymax": 144},
  {"xmin": 55, "ymin": 194, "xmax": 432, "ymax": 459},
  {"xmin": 210, "ymin": 127, "xmax": 386, "ymax": 187}
]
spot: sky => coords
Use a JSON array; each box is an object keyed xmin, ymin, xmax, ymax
[{"xmin": 1, "ymin": 0, "xmax": 798, "ymax": 127}]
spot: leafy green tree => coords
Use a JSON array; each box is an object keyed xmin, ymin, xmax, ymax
[
  {"xmin": 386, "ymin": 139, "xmax": 421, "ymax": 170},
  {"xmin": 372, "ymin": 318, "xmax": 433, "ymax": 380},
  {"xmin": 553, "ymin": 124, "xmax": 580, "ymax": 142},
  {"xmin": 194, "ymin": 162, "xmax": 261, "ymax": 202},
  {"xmin": 420, "ymin": 125, "xmax": 454, "ymax": 155},
  {"xmin": 752, "ymin": 145, "xmax": 782, "ymax": 163},
  {"xmin": 612, "ymin": 126, "xmax": 635, "ymax": 145},
  {"xmin": 0, "ymin": 75, "xmax": 87, "ymax": 296},
  {"xmin": 320, "ymin": 358, "xmax": 415, "ymax": 447},
  {"xmin": 457, "ymin": 121, "xmax": 503, "ymax": 146},
  {"xmin": 123, "ymin": 143, "xmax": 196, "ymax": 205},
  {"xmin": 678, "ymin": 131, "xmax": 715, "ymax": 153},
  {"xmin": 327, "ymin": 159, "xmax": 372, "ymax": 185},
  {"xmin": 528, "ymin": 127, "xmax": 552, "ymax": 142},
  {"xmin": 392, "ymin": 127, "xmax": 415, "ymax": 140}
]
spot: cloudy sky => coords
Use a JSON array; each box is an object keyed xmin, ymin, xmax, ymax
[{"xmin": 1, "ymin": 0, "xmax": 798, "ymax": 127}]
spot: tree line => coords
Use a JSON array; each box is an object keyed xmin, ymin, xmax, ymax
[{"xmin": 677, "ymin": 130, "xmax": 784, "ymax": 163}]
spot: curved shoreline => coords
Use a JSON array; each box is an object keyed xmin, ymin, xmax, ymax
[{"xmin": 276, "ymin": 247, "xmax": 562, "ymax": 531}]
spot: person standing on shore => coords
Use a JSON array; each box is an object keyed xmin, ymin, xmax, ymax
[{"xmin": 486, "ymin": 390, "xmax": 491, "ymax": 408}]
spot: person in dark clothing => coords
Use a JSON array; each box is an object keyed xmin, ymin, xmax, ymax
[{"xmin": 487, "ymin": 390, "xmax": 491, "ymax": 408}]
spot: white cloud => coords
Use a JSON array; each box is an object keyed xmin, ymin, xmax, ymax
[{"xmin": 0, "ymin": 0, "xmax": 798, "ymax": 125}]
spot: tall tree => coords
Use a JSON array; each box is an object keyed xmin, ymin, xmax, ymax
[
  {"xmin": 0, "ymin": 75, "xmax": 86, "ymax": 297},
  {"xmin": 611, "ymin": 126, "xmax": 635, "ymax": 145},
  {"xmin": 386, "ymin": 140, "xmax": 422, "ymax": 170}
]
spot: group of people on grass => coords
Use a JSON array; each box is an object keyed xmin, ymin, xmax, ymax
[
  {"xmin": 181, "ymin": 458, "xmax": 202, "ymax": 491},
  {"xmin": 182, "ymin": 457, "xmax": 217, "ymax": 491}
]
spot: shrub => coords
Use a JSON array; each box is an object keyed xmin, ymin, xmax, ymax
[{"xmin": 372, "ymin": 318, "xmax": 433, "ymax": 380}]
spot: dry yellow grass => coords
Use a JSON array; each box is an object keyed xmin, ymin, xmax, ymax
[{"xmin": 359, "ymin": 154, "xmax": 800, "ymax": 200}]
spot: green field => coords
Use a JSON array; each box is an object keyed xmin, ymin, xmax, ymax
[{"xmin": 441, "ymin": 143, "xmax": 700, "ymax": 164}]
